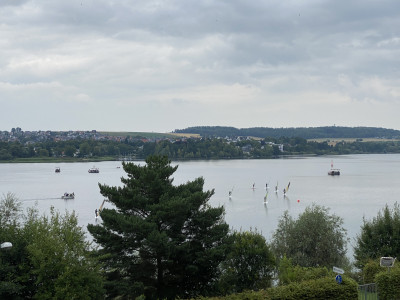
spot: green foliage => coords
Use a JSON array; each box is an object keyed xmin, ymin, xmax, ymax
[
  {"xmin": 79, "ymin": 142, "xmax": 91, "ymax": 157},
  {"xmin": 375, "ymin": 267, "xmax": 400, "ymax": 300},
  {"xmin": 362, "ymin": 260, "xmax": 381, "ymax": 284},
  {"xmin": 277, "ymin": 256, "xmax": 331, "ymax": 286},
  {"xmin": 354, "ymin": 203, "xmax": 400, "ymax": 269},
  {"xmin": 0, "ymin": 194, "xmax": 23, "ymax": 299},
  {"xmin": 271, "ymin": 204, "xmax": 348, "ymax": 268},
  {"xmin": 0, "ymin": 192, "xmax": 23, "ymax": 227},
  {"xmin": 266, "ymin": 276, "xmax": 358, "ymax": 300},
  {"xmin": 64, "ymin": 145, "xmax": 76, "ymax": 157},
  {"xmin": 88, "ymin": 155, "xmax": 230, "ymax": 300},
  {"xmin": 218, "ymin": 230, "xmax": 275, "ymax": 294},
  {"xmin": 22, "ymin": 207, "xmax": 104, "ymax": 299},
  {"xmin": 198, "ymin": 276, "xmax": 358, "ymax": 300},
  {"xmin": 0, "ymin": 194, "xmax": 104, "ymax": 299},
  {"xmin": 142, "ymin": 138, "xmax": 245, "ymax": 159},
  {"xmin": 175, "ymin": 125, "xmax": 400, "ymax": 139}
]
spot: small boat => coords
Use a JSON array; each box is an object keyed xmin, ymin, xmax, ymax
[
  {"xmin": 328, "ymin": 160, "xmax": 340, "ymax": 175},
  {"xmin": 62, "ymin": 192, "xmax": 75, "ymax": 200},
  {"xmin": 55, "ymin": 167, "xmax": 61, "ymax": 173},
  {"xmin": 328, "ymin": 169, "xmax": 341, "ymax": 176},
  {"xmin": 88, "ymin": 166, "xmax": 99, "ymax": 173}
]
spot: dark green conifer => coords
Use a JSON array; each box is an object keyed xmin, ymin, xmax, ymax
[{"xmin": 88, "ymin": 155, "xmax": 230, "ymax": 299}]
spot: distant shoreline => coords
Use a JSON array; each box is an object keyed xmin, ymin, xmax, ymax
[
  {"xmin": 0, "ymin": 156, "xmax": 118, "ymax": 164},
  {"xmin": 0, "ymin": 153, "xmax": 365, "ymax": 164}
]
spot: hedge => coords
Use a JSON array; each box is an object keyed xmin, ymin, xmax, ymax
[
  {"xmin": 197, "ymin": 276, "xmax": 358, "ymax": 300},
  {"xmin": 375, "ymin": 268, "xmax": 400, "ymax": 300},
  {"xmin": 266, "ymin": 276, "xmax": 357, "ymax": 300}
]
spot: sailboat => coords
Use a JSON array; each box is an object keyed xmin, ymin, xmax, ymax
[
  {"xmin": 283, "ymin": 182, "xmax": 290, "ymax": 196},
  {"xmin": 96, "ymin": 199, "xmax": 107, "ymax": 219},
  {"xmin": 264, "ymin": 191, "xmax": 268, "ymax": 203}
]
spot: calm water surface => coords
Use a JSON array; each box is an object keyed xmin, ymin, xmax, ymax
[{"xmin": 1, "ymin": 154, "xmax": 400, "ymax": 259}]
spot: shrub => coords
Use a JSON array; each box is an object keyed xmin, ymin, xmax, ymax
[
  {"xmin": 375, "ymin": 267, "xmax": 400, "ymax": 300},
  {"xmin": 267, "ymin": 276, "xmax": 357, "ymax": 300},
  {"xmin": 195, "ymin": 276, "xmax": 358, "ymax": 300}
]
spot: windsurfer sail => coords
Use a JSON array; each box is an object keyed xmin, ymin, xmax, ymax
[
  {"xmin": 283, "ymin": 182, "xmax": 290, "ymax": 196},
  {"xmin": 286, "ymin": 182, "xmax": 290, "ymax": 193},
  {"xmin": 96, "ymin": 199, "xmax": 107, "ymax": 218}
]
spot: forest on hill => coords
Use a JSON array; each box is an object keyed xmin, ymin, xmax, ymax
[{"xmin": 173, "ymin": 126, "xmax": 400, "ymax": 139}]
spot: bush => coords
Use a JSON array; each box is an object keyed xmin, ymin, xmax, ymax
[
  {"xmin": 277, "ymin": 256, "xmax": 331, "ymax": 285},
  {"xmin": 376, "ymin": 267, "xmax": 400, "ymax": 300},
  {"xmin": 195, "ymin": 276, "xmax": 358, "ymax": 300},
  {"xmin": 267, "ymin": 276, "xmax": 358, "ymax": 300},
  {"xmin": 362, "ymin": 260, "xmax": 381, "ymax": 284}
]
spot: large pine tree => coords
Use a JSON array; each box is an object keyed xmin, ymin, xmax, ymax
[{"xmin": 87, "ymin": 155, "xmax": 230, "ymax": 299}]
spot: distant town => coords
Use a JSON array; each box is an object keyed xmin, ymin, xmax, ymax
[
  {"xmin": 0, "ymin": 128, "xmax": 126, "ymax": 143},
  {"xmin": 0, "ymin": 127, "xmax": 282, "ymax": 148},
  {"xmin": 1, "ymin": 126, "xmax": 400, "ymax": 162}
]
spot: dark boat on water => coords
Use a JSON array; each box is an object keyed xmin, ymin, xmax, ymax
[
  {"xmin": 61, "ymin": 192, "xmax": 75, "ymax": 199},
  {"xmin": 328, "ymin": 160, "xmax": 340, "ymax": 175},
  {"xmin": 88, "ymin": 166, "xmax": 99, "ymax": 173},
  {"xmin": 328, "ymin": 169, "xmax": 340, "ymax": 176}
]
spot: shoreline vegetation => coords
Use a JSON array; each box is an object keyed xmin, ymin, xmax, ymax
[
  {"xmin": 2, "ymin": 126, "xmax": 400, "ymax": 163},
  {"xmin": 2, "ymin": 139, "xmax": 400, "ymax": 163}
]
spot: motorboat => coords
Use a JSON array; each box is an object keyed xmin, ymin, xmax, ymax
[
  {"xmin": 328, "ymin": 169, "xmax": 340, "ymax": 176},
  {"xmin": 88, "ymin": 166, "xmax": 99, "ymax": 173},
  {"xmin": 61, "ymin": 192, "xmax": 75, "ymax": 199},
  {"xmin": 328, "ymin": 160, "xmax": 340, "ymax": 175}
]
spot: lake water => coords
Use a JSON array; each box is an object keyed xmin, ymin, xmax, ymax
[{"xmin": 1, "ymin": 154, "xmax": 400, "ymax": 260}]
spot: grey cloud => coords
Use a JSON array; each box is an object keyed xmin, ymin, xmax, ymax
[{"xmin": 1, "ymin": 0, "xmax": 400, "ymax": 131}]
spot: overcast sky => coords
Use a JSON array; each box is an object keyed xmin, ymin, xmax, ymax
[{"xmin": 1, "ymin": 0, "xmax": 400, "ymax": 132}]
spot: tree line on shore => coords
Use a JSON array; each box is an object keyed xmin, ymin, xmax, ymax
[
  {"xmin": 174, "ymin": 126, "xmax": 400, "ymax": 139},
  {"xmin": 1, "ymin": 136, "xmax": 400, "ymax": 161},
  {"xmin": 1, "ymin": 155, "xmax": 400, "ymax": 299}
]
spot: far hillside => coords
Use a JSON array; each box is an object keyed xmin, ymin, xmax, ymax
[{"xmin": 173, "ymin": 126, "xmax": 400, "ymax": 139}]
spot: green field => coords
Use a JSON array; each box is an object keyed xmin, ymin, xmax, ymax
[{"xmin": 99, "ymin": 132, "xmax": 200, "ymax": 139}]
